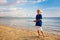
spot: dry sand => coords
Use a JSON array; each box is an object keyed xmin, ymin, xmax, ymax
[{"xmin": 0, "ymin": 25, "xmax": 60, "ymax": 40}]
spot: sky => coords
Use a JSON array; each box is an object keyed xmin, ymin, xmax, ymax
[{"xmin": 0, "ymin": 0, "xmax": 60, "ymax": 17}]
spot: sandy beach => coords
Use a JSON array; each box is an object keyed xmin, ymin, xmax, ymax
[{"xmin": 0, "ymin": 25, "xmax": 60, "ymax": 40}]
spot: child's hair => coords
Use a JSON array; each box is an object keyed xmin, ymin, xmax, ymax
[{"xmin": 37, "ymin": 9, "xmax": 43, "ymax": 14}]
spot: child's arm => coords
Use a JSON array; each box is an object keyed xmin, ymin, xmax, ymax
[
  {"xmin": 33, "ymin": 20, "xmax": 36, "ymax": 22},
  {"xmin": 33, "ymin": 19, "xmax": 41, "ymax": 22}
]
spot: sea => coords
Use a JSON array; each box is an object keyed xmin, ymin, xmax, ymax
[{"xmin": 0, "ymin": 17, "xmax": 60, "ymax": 35}]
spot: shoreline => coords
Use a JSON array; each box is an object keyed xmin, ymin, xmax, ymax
[
  {"xmin": 0, "ymin": 25, "xmax": 60, "ymax": 40},
  {"xmin": 0, "ymin": 24, "xmax": 60, "ymax": 35}
]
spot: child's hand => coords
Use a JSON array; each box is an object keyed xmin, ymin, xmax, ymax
[{"xmin": 33, "ymin": 20, "xmax": 36, "ymax": 22}]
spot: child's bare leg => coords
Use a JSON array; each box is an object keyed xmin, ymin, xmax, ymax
[
  {"xmin": 37, "ymin": 29, "xmax": 40, "ymax": 36},
  {"xmin": 40, "ymin": 27, "xmax": 45, "ymax": 37},
  {"xmin": 41, "ymin": 31, "xmax": 45, "ymax": 37},
  {"xmin": 37, "ymin": 26, "xmax": 41, "ymax": 37}
]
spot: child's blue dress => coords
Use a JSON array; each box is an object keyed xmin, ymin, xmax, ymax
[{"xmin": 35, "ymin": 14, "xmax": 42, "ymax": 27}]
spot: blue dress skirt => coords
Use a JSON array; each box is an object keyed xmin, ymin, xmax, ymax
[
  {"xmin": 35, "ymin": 20, "xmax": 42, "ymax": 27},
  {"xmin": 35, "ymin": 14, "xmax": 42, "ymax": 27}
]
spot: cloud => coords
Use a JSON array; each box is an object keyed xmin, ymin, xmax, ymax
[
  {"xmin": 0, "ymin": 0, "xmax": 8, "ymax": 5},
  {"xmin": 0, "ymin": 7, "xmax": 36, "ymax": 17},
  {"xmin": 37, "ymin": 0, "xmax": 45, "ymax": 2},
  {"xmin": 16, "ymin": 0, "xmax": 46, "ymax": 4},
  {"xmin": 0, "ymin": 7, "xmax": 28, "ymax": 17},
  {"xmin": 0, "ymin": 0, "xmax": 7, "ymax": 3},
  {"xmin": 0, "ymin": 0, "xmax": 16, "ymax": 6},
  {"xmin": 0, "ymin": 0, "xmax": 46, "ymax": 6},
  {"xmin": 0, "ymin": 7, "xmax": 17, "ymax": 12},
  {"xmin": 43, "ymin": 7, "xmax": 60, "ymax": 17}
]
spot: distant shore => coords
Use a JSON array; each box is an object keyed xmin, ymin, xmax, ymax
[{"xmin": 0, "ymin": 25, "xmax": 60, "ymax": 40}]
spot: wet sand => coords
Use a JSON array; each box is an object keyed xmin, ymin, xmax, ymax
[{"xmin": 0, "ymin": 25, "xmax": 60, "ymax": 40}]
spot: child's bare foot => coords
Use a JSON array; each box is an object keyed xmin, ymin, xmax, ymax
[
  {"xmin": 41, "ymin": 31, "xmax": 45, "ymax": 37},
  {"xmin": 38, "ymin": 35, "xmax": 43, "ymax": 38}
]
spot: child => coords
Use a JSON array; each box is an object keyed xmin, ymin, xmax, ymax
[{"xmin": 34, "ymin": 9, "xmax": 44, "ymax": 38}]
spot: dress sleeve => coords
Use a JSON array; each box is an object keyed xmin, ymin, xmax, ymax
[{"xmin": 36, "ymin": 14, "xmax": 42, "ymax": 20}]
